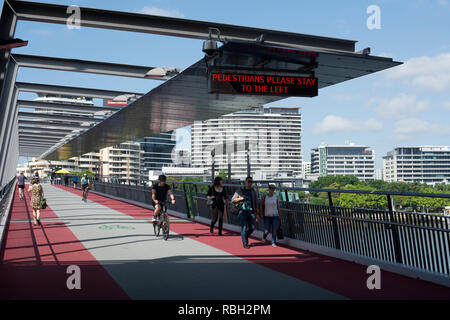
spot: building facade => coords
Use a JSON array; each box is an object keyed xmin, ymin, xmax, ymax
[
  {"xmin": 383, "ymin": 146, "xmax": 450, "ymax": 185},
  {"xmin": 19, "ymin": 159, "xmax": 78, "ymax": 179},
  {"xmin": 191, "ymin": 106, "xmax": 302, "ymax": 180},
  {"xmin": 302, "ymin": 161, "xmax": 311, "ymax": 179},
  {"xmin": 99, "ymin": 142, "xmax": 144, "ymax": 184},
  {"xmin": 136, "ymin": 132, "xmax": 176, "ymax": 176},
  {"xmin": 311, "ymin": 144, "xmax": 375, "ymax": 181}
]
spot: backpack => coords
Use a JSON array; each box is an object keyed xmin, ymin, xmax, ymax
[
  {"xmin": 230, "ymin": 188, "xmax": 245, "ymax": 215},
  {"xmin": 230, "ymin": 201, "xmax": 243, "ymax": 215}
]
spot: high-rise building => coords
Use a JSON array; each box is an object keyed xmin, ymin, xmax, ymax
[
  {"xmin": 99, "ymin": 142, "xmax": 144, "ymax": 184},
  {"xmin": 383, "ymin": 146, "xmax": 450, "ymax": 185},
  {"xmin": 72, "ymin": 152, "xmax": 100, "ymax": 173},
  {"xmin": 191, "ymin": 106, "xmax": 302, "ymax": 180},
  {"xmin": 311, "ymin": 143, "xmax": 375, "ymax": 181},
  {"xmin": 302, "ymin": 161, "xmax": 311, "ymax": 178},
  {"xmin": 136, "ymin": 132, "xmax": 177, "ymax": 176}
]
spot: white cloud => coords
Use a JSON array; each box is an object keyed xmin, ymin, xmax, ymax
[
  {"xmin": 444, "ymin": 101, "xmax": 450, "ymax": 110},
  {"xmin": 313, "ymin": 115, "xmax": 382, "ymax": 134},
  {"xmin": 438, "ymin": 0, "xmax": 449, "ymax": 5},
  {"xmin": 374, "ymin": 94, "xmax": 430, "ymax": 118},
  {"xmin": 139, "ymin": 6, "xmax": 184, "ymax": 18},
  {"xmin": 386, "ymin": 53, "xmax": 450, "ymax": 92},
  {"xmin": 394, "ymin": 118, "xmax": 450, "ymax": 137}
]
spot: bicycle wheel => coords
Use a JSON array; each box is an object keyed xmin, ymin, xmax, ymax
[
  {"xmin": 153, "ymin": 220, "xmax": 160, "ymax": 237},
  {"xmin": 163, "ymin": 216, "xmax": 169, "ymax": 241}
]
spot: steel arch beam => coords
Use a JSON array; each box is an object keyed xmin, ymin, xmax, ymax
[
  {"xmin": 17, "ymin": 100, "xmax": 120, "ymax": 113},
  {"xmin": 19, "ymin": 136, "xmax": 62, "ymax": 142},
  {"xmin": 12, "ymin": 54, "xmax": 169, "ymax": 80},
  {"xmin": 18, "ymin": 126, "xmax": 74, "ymax": 135},
  {"xmin": 18, "ymin": 111, "xmax": 103, "ymax": 123},
  {"xmin": 9, "ymin": 0, "xmax": 356, "ymax": 52},
  {"xmin": 19, "ymin": 132, "xmax": 68, "ymax": 139},
  {"xmin": 18, "ymin": 119, "xmax": 92, "ymax": 129},
  {"xmin": 15, "ymin": 82, "xmax": 144, "ymax": 99}
]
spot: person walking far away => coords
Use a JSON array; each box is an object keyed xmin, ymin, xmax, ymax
[
  {"xmin": 64, "ymin": 175, "xmax": 69, "ymax": 187},
  {"xmin": 260, "ymin": 183, "xmax": 281, "ymax": 247},
  {"xmin": 28, "ymin": 178, "xmax": 43, "ymax": 226},
  {"xmin": 207, "ymin": 176, "xmax": 228, "ymax": 235},
  {"xmin": 17, "ymin": 171, "xmax": 27, "ymax": 200},
  {"xmin": 72, "ymin": 174, "xmax": 78, "ymax": 189},
  {"xmin": 81, "ymin": 173, "xmax": 90, "ymax": 202},
  {"xmin": 151, "ymin": 175, "xmax": 175, "ymax": 223},
  {"xmin": 232, "ymin": 176, "xmax": 260, "ymax": 249}
]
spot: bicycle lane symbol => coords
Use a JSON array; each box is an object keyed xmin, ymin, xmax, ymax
[{"xmin": 98, "ymin": 225, "xmax": 136, "ymax": 231}]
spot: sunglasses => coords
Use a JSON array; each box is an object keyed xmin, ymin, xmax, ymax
[{"xmin": 269, "ymin": 187, "xmax": 275, "ymax": 190}]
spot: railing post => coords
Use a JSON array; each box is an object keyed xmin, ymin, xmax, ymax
[
  {"xmin": 182, "ymin": 183, "xmax": 191, "ymax": 219},
  {"xmin": 387, "ymin": 194, "xmax": 403, "ymax": 264},
  {"xmin": 284, "ymin": 189, "xmax": 289, "ymax": 202},
  {"xmin": 327, "ymin": 192, "xmax": 341, "ymax": 250}
]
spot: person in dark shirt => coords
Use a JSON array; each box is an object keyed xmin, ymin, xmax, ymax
[
  {"xmin": 207, "ymin": 176, "xmax": 228, "ymax": 235},
  {"xmin": 232, "ymin": 176, "xmax": 260, "ymax": 249},
  {"xmin": 17, "ymin": 171, "xmax": 27, "ymax": 200},
  {"xmin": 151, "ymin": 175, "xmax": 175, "ymax": 223},
  {"xmin": 72, "ymin": 175, "xmax": 79, "ymax": 189}
]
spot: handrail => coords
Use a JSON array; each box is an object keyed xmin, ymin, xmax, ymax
[
  {"xmin": 92, "ymin": 180, "xmax": 450, "ymax": 276},
  {"xmin": 164, "ymin": 180, "xmax": 450, "ymax": 199}
]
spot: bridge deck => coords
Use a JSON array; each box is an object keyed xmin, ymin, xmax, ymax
[{"xmin": 1, "ymin": 184, "xmax": 449, "ymax": 300}]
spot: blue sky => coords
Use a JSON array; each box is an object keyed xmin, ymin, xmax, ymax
[{"xmin": 10, "ymin": 0, "xmax": 450, "ymax": 168}]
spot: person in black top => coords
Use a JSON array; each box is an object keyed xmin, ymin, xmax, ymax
[
  {"xmin": 207, "ymin": 176, "xmax": 228, "ymax": 235},
  {"xmin": 17, "ymin": 171, "xmax": 27, "ymax": 200},
  {"xmin": 151, "ymin": 175, "xmax": 175, "ymax": 223}
]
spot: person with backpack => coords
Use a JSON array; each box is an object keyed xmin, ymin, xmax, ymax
[
  {"xmin": 231, "ymin": 176, "xmax": 260, "ymax": 249},
  {"xmin": 260, "ymin": 183, "xmax": 281, "ymax": 247},
  {"xmin": 207, "ymin": 176, "xmax": 228, "ymax": 235}
]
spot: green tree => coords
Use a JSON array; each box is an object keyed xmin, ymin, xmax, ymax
[{"xmin": 338, "ymin": 185, "xmax": 387, "ymax": 209}]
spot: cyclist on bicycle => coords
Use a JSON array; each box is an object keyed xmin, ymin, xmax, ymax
[
  {"xmin": 151, "ymin": 175, "xmax": 175, "ymax": 223},
  {"xmin": 81, "ymin": 173, "xmax": 90, "ymax": 202}
]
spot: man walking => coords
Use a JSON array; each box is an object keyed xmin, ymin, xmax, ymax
[
  {"xmin": 232, "ymin": 177, "xmax": 260, "ymax": 249},
  {"xmin": 17, "ymin": 171, "xmax": 27, "ymax": 200}
]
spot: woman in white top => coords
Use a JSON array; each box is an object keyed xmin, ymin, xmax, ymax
[{"xmin": 259, "ymin": 184, "xmax": 280, "ymax": 247}]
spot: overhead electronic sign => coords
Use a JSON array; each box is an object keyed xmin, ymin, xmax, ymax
[{"xmin": 209, "ymin": 72, "xmax": 318, "ymax": 97}]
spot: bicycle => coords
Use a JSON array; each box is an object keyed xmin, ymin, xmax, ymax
[{"xmin": 153, "ymin": 201, "xmax": 170, "ymax": 241}]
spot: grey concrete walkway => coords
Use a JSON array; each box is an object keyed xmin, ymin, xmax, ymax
[{"xmin": 43, "ymin": 184, "xmax": 345, "ymax": 300}]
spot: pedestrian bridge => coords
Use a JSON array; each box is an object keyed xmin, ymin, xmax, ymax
[{"xmin": 1, "ymin": 183, "xmax": 449, "ymax": 300}]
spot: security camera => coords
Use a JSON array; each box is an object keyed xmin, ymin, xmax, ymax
[
  {"xmin": 202, "ymin": 27, "xmax": 222, "ymax": 57},
  {"xmin": 202, "ymin": 38, "xmax": 218, "ymax": 56},
  {"xmin": 357, "ymin": 47, "xmax": 371, "ymax": 55}
]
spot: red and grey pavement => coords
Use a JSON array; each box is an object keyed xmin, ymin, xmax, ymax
[{"xmin": 1, "ymin": 184, "xmax": 449, "ymax": 300}]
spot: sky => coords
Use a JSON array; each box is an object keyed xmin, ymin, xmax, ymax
[{"xmin": 10, "ymin": 0, "xmax": 450, "ymax": 168}]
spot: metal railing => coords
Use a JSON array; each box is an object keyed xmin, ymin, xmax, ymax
[
  {"xmin": 0, "ymin": 178, "xmax": 16, "ymax": 223},
  {"xmin": 85, "ymin": 180, "xmax": 450, "ymax": 277}
]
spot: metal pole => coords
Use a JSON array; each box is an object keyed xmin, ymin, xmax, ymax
[
  {"xmin": 327, "ymin": 192, "xmax": 341, "ymax": 250},
  {"xmin": 211, "ymin": 153, "xmax": 215, "ymax": 182},
  {"xmin": 246, "ymin": 150, "xmax": 251, "ymax": 177},
  {"xmin": 284, "ymin": 189, "xmax": 290, "ymax": 202},
  {"xmin": 227, "ymin": 152, "xmax": 232, "ymax": 183},
  {"xmin": 182, "ymin": 183, "xmax": 191, "ymax": 219},
  {"xmin": 387, "ymin": 194, "xmax": 403, "ymax": 264}
]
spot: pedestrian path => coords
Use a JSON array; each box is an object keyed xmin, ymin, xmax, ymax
[{"xmin": 1, "ymin": 184, "xmax": 449, "ymax": 300}]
